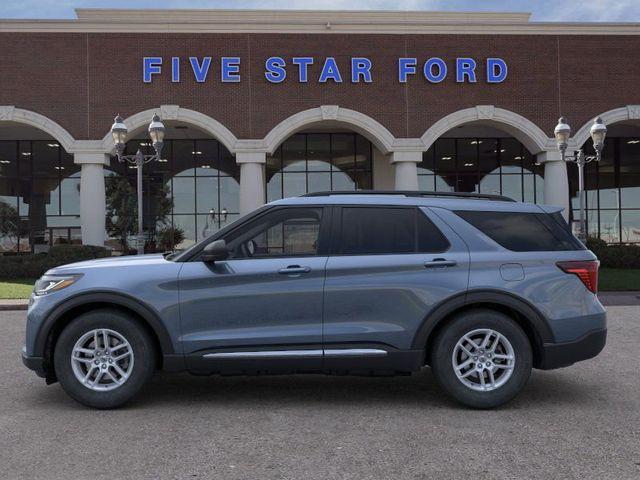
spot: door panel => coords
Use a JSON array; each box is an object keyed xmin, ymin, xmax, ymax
[
  {"xmin": 178, "ymin": 206, "xmax": 329, "ymax": 371},
  {"xmin": 178, "ymin": 256, "xmax": 327, "ymax": 353},
  {"xmin": 323, "ymin": 206, "xmax": 469, "ymax": 351}
]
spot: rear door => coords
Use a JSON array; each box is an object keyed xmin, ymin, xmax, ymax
[{"xmin": 322, "ymin": 205, "xmax": 470, "ymax": 357}]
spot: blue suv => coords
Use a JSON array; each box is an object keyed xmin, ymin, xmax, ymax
[{"xmin": 22, "ymin": 191, "xmax": 607, "ymax": 409}]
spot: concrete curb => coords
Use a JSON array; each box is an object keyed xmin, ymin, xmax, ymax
[{"xmin": 0, "ymin": 300, "xmax": 28, "ymax": 311}]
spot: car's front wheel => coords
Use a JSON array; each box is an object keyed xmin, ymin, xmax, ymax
[
  {"xmin": 53, "ymin": 309, "xmax": 156, "ymax": 409},
  {"xmin": 430, "ymin": 309, "xmax": 532, "ymax": 408}
]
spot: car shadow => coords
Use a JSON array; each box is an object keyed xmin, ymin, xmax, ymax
[{"xmin": 121, "ymin": 367, "xmax": 600, "ymax": 411}]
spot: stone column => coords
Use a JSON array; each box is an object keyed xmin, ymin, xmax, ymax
[
  {"xmin": 237, "ymin": 151, "xmax": 266, "ymax": 216},
  {"xmin": 391, "ymin": 151, "xmax": 422, "ymax": 190},
  {"xmin": 538, "ymin": 151, "xmax": 570, "ymax": 221},
  {"xmin": 75, "ymin": 152, "xmax": 110, "ymax": 246}
]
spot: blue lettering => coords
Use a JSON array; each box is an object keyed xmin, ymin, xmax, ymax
[
  {"xmin": 487, "ymin": 58, "xmax": 508, "ymax": 83},
  {"xmin": 398, "ymin": 58, "xmax": 417, "ymax": 83},
  {"xmin": 171, "ymin": 57, "xmax": 180, "ymax": 83},
  {"xmin": 292, "ymin": 57, "xmax": 314, "ymax": 82},
  {"xmin": 424, "ymin": 57, "xmax": 447, "ymax": 83},
  {"xmin": 143, "ymin": 57, "xmax": 162, "ymax": 83},
  {"xmin": 319, "ymin": 57, "xmax": 343, "ymax": 83},
  {"xmin": 221, "ymin": 57, "xmax": 241, "ymax": 83},
  {"xmin": 265, "ymin": 57, "xmax": 287, "ymax": 83},
  {"xmin": 189, "ymin": 57, "xmax": 211, "ymax": 83},
  {"xmin": 351, "ymin": 57, "xmax": 372, "ymax": 83},
  {"xmin": 456, "ymin": 58, "xmax": 477, "ymax": 83}
]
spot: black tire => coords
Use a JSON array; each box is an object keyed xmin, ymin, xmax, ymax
[
  {"xmin": 430, "ymin": 309, "xmax": 532, "ymax": 409},
  {"xmin": 54, "ymin": 309, "xmax": 157, "ymax": 409}
]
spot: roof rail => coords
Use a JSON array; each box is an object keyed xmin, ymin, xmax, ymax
[{"xmin": 301, "ymin": 190, "xmax": 516, "ymax": 202}]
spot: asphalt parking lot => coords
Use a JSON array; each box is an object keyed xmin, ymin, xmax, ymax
[{"xmin": 1, "ymin": 308, "xmax": 639, "ymax": 480}]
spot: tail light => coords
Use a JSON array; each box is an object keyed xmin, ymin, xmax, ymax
[{"xmin": 556, "ymin": 260, "xmax": 599, "ymax": 294}]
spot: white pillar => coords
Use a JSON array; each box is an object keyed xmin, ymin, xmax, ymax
[
  {"xmin": 75, "ymin": 152, "xmax": 109, "ymax": 246},
  {"xmin": 538, "ymin": 151, "xmax": 570, "ymax": 221},
  {"xmin": 237, "ymin": 151, "xmax": 266, "ymax": 216},
  {"xmin": 391, "ymin": 151, "xmax": 422, "ymax": 190}
]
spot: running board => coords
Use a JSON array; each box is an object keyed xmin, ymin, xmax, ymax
[{"xmin": 202, "ymin": 348, "xmax": 387, "ymax": 359}]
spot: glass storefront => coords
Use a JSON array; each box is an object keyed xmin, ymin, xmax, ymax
[
  {"xmin": 570, "ymin": 137, "xmax": 640, "ymax": 244},
  {"xmin": 0, "ymin": 140, "xmax": 80, "ymax": 253},
  {"xmin": 419, "ymin": 137, "xmax": 544, "ymax": 203},
  {"xmin": 108, "ymin": 139, "xmax": 239, "ymax": 251},
  {"xmin": 266, "ymin": 133, "xmax": 373, "ymax": 201}
]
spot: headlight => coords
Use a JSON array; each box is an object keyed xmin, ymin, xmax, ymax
[{"xmin": 33, "ymin": 275, "xmax": 81, "ymax": 296}]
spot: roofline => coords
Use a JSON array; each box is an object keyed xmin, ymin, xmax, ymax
[{"xmin": 0, "ymin": 9, "xmax": 638, "ymax": 35}]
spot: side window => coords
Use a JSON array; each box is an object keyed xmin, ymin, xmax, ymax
[
  {"xmin": 338, "ymin": 207, "xmax": 449, "ymax": 255},
  {"xmin": 454, "ymin": 210, "xmax": 585, "ymax": 252},
  {"xmin": 225, "ymin": 207, "xmax": 323, "ymax": 259}
]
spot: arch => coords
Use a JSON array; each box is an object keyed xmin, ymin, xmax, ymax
[
  {"xmin": 100, "ymin": 105, "xmax": 239, "ymax": 155},
  {"xmin": 263, "ymin": 106, "xmax": 396, "ymax": 155},
  {"xmin": 0, "ymin": 106, "xmax": 76, "ymax": 152},
  {"xmin": 420, "ymin": 106, "xmax": 552, "ymax": 154},
  {"xmin": 572, "ymin": 105, "xmax": 640, "ymax": 148}
]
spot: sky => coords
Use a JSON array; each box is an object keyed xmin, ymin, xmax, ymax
[{"xmin": 1, "ymin": 0, "xmax": 640, "ymax": 22}]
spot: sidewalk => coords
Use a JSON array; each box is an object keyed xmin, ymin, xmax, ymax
[{"xmin": 1, "ymin": 292, "xmax": 640, "ymax": 312}]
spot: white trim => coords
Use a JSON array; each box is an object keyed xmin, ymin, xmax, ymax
[
  {"xmin": 1, "ymin": 10, "xmax": 640, "ymax": 35},
  {"xmin": 571, "ymin": 105, "xmax": 640, "ymax": 148},
  {"xmin": 0, "ymin": 106, "xmax": 76, "ymax": 153},
  {"xmin": 263, "ymin": 106, "xmax": 397, "ymax": 155},
  {"xmin": 100, "ymin": 105, "xmax": 239, "ymax": 154},
  {"xmin": 421, "ymin": 105, "xmax": 553, "ymax": 154}
]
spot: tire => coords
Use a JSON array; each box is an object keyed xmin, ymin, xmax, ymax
[
  {"xmin": 430, "ymin": 309, "xmax": 532, "ymax": 409},
  {"xmin": 53, "ymin": 309, "xmax": 157, "ymax": 409}
]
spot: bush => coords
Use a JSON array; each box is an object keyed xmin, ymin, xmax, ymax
[
  {"xmin": 586, "ymin": 236, "xmax": 640, "ymax": 269},
  {"xmin": 0, "ymin": 245, "xmax": 110, "ymax": 280}
]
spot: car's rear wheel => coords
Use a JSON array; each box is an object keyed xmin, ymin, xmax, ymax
[
  {"xmin": 54, "ymin": 309, "xmax": 156, "ymax": 409},
  {"xmin": 430, "ymin": 309, "xmax": 532, "ymax": 408}
]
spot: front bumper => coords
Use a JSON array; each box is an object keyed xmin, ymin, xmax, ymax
[
  {"xmin": 538, "ymin": 328, "xmax": 607, "ymax": 370},
  {"xmin": 21, "ymin": 346, "xmax": 46, "ymax": 378}
]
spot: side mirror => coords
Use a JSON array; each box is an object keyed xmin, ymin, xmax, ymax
[{"xmin": 201, "ymin": 239, "xmax": 229, "ymax": 263}]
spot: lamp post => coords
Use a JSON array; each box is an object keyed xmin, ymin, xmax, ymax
[
  {"xmin": 554, "ymin": 116, "xmax": 607, "ymax": 243},
  {"xmin": 110, "ymin": 114, "xmax": 166, "ymax": 255}
]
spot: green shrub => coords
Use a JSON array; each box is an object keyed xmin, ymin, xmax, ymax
[
  {"xmin": 586, "ymin": 236, "xmax": 640, "ymax": 269},
  {"xmin": 0, "ymin": 245, "xmax": 110, "ymax": 280}
]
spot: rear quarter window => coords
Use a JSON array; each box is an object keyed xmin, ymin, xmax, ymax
[{"xmin": 455, "ymin": 210, "xmax": 584, "ymax": 252}]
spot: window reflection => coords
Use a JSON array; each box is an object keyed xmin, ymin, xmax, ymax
[
  {"xmin": 419, "ymin": 138, "xmax": 542, "ymax": 202},
  {"xmin": 569, "ymin": 137, "xmax": 640, "ymax": 244},
  {"xmin": 0, "ymin": 140, "xmax": 80, "ymax": 253},
  {"xmin": 107, "ymin": 139, "xmax": 239, "ymax": 252},
  {"xmin": 266, "ymin": 133, "xmax": 373, "ymax": 200}
]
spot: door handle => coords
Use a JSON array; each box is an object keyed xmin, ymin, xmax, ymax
[
  {"xmin": 278, "ymin": 265, "xmax": 312, "ymax": 275},
  {"xmin": 424, "ymin": 258, "xmax": 457, "ymax": 268}
]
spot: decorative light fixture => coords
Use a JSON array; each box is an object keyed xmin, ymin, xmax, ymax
[
  {"xmin": 553, "ymin": 116, "xmax": 607, "ymax": 242},
  {"xmin": 110, "ymin": 113, "xmax": 166, "ymax": 254}
]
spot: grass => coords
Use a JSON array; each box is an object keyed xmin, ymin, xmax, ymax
[
  {"xmin": 0, "ymin": 268, "xmax": 636, "ymax": 299},
  {"xmin": 0, "ymin": 279, "xmax": 36, "ymax": 299}
]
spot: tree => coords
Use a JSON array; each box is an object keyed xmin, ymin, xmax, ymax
[
  {"xmin": 105, "ymin": 175, "xmax": 173, "ymax": 252},
  {"xmin": 0, "ymin": 201, "xmax": 21, "ymax": 251}
]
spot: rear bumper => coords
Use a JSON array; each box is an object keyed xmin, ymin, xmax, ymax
[
  {"xmin": 21, "ymin": 346, "xmax": 46, "ymax": 378},
  {"xmin": 538, "ymin": 328, "xmax": 607, "ymax": 370}
]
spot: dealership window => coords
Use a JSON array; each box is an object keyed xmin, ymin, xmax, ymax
[
  {"xmin": 569, "ymin": 137, "xmax": 640, "ymax": 244},
  {"xmin": 0, "ymin": 140, "xmax": 80, "ymax": 254},
  {"xmin": 266, "ymin": 133, "xmax": 373, "ymax": 201},
  {"xmin": 107, "ymin": 138, "xmax": 239, "ymax": 252},
  {"xmin": 419, "ymin": 137, "xmax": 544, "ymax": 203}
]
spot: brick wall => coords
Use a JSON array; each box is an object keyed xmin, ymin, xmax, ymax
[{"xmin": 1, "ymin": 32, "xmax": 639, "ymax": 142}]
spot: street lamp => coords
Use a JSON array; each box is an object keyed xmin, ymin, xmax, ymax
[
  {"xmin": 110, "ymin": 113, "xmax": 166, "ymax": 255},
  {"xmin": 554, "ymin": 116, "xmax": 607, "ymax": 242}
]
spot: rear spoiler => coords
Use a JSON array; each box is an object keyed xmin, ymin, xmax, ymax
[{"xmin": 537, "ymin": 205, "xmax": 564, "ymax": 215}]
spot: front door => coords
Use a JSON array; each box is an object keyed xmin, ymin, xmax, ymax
[{"xmin": 179, "ymin": 206, "xmax": 330, "ymax": 373}]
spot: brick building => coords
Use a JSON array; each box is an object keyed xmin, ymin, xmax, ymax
[{"xmin": 1, "ymin": 9, "xmax": 640, "ymax": 251}]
